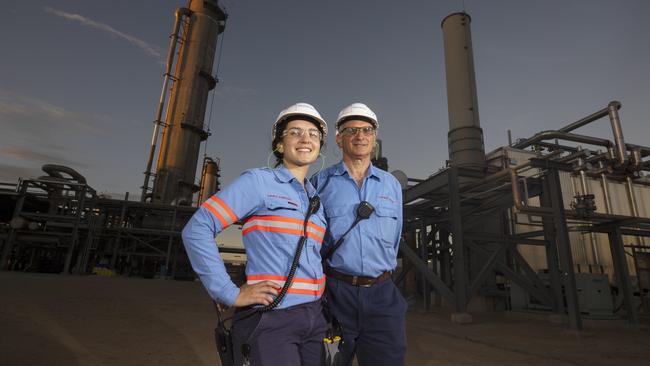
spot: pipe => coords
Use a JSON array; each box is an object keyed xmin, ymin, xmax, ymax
[
  {"xmin": 558, "ymin": 104, "xmax": 613, "ymax": 133},
  {"xmin": 512, "ymin": 130, "xmax": 613, "ymax": 151},
  {"xmin": 607, "ymin": 101, "xmax": 627, "ymax": 166},
  {"xmin": 141, "ymin": 7, "xmax": 191, "ymax": 202},
  {"xmin": 631, "ymin": 149, "xmax": 643, "ymax": 170},
  {"xmin": 598, "ymin": 162, "xmax": 613, "ymax": 214},
  {"xmin": 626, "ymin": 143, "xmax": 650, "ymax": 158},
  {"xmin": 42, "ymin": 164, "xmax": 87, "ymax": 184},
  {"xmin": 577, "ymin": 148, "xmax": 600, "ymax": 264},
  {"xmin": 554, "ymin": 149, "xmax": 589, "ymax": 164},
  {"xmin": 625, "ymin": 176, "xmax": 643, "ymax": 247},
  {"xmin": 534, "ymin": 141, "xmax": 580, "ymax": 153}
]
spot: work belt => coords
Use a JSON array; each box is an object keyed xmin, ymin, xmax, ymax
[{"xmin": 327, "ymin": 268, "xmax": 391, "ymax": 287}]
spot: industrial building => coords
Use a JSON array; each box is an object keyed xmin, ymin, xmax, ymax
[{"xmin": 1, "ymin": 2, "xmax": 649, "ymax": 363}]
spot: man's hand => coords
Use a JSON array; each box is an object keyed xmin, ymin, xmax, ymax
[{"xmin": 234, "ymin": 281, "xmax": 281, "ymax": 307}]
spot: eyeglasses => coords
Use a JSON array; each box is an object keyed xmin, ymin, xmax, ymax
[
  {"xmin": 339, "ymin": 126, "xmax": 376, "ymax": 137},
  {"xmin": 282, "ymin": 127, "xmax": 322, "ymax": 141}
]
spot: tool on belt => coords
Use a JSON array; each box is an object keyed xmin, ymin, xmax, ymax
[
  {"xmin": 321, "ymin": 201, "xmax": 375, "ymax": 366},
  {"xmin": 214, "ymin": 196, "xmax": 321, "ymax": 366}
]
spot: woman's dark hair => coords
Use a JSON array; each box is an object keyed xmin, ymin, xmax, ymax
[{"xmin": 272, "ymin": 116, "xmax": 325, "ymax": 167}]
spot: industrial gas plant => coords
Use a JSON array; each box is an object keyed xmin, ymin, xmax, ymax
[{"xmin": 1, "ymin": 2, "xmax": 649, "ymax": 331}]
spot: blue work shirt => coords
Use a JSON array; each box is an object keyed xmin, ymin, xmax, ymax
[
  {"xmin": 182, "ymin": 166, "xmax": 327, "ymax": 308},
  {"xmin": 311, "ymin": 161, "xmax": 403, "ymax": 277}
]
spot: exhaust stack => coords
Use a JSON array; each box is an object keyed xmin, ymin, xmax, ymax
[{"xmin": 441, "ymin": 12, "xmax": 486, "ymax": 170}]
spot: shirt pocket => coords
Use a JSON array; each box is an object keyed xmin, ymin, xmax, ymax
[
  {"xmin": 375, "ymin": 205, "xmax": 399, "ymax": 246},
  {"xmin": 324, "ymin": 204, "xmax": 354, "ymax": 239},
  {"xmin": 263, "ymin": 196, "xmax": 300, "ymax": 212},
  {"xmin": 257, "ymin": 197, "xmax": 301, "ymax": 250}
]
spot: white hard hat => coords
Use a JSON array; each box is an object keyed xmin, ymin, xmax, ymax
[
  {"xmin": 272, "ymin": 102, "xmax": 328, "ymax": 140},
  {"xmin": 335, "ymin": 102, "xmax": 378, "ymax": 133}
]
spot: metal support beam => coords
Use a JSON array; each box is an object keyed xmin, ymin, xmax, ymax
[
  {"xmin": 399, "ymin": 242, "xmax": 456, "ymax": 308},
  {"xmin": 469, "ymin": 241, "xmax": 507, "ymax": 296},
  {"xmin": 419, "ymin": 221, "xmax": 431, "ymax": 309},
  {"xmin": 608, "ymin": 227, "xmax": 639, "ymax": 324},
  {"xmin": 547, "ymin": 168, "xmax": 582, "ymax": 330},
  {"xmin": 63, "ymin": 186, "xmax": 87, "ymax": 274},
  {"xmin": 448, "ymin": 167, "xmax": 468, "ymax": 312},
  {"xmin": 1, "ymin": 182, "xmax": 28, "ymax": 270},
  {"xmin": 110, "ymin": 193, "xmax": 129, "ymax": 269}
]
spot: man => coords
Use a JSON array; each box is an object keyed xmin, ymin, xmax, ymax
[{"xmin": 312, "ymin": 103, "xmax": 406, "ymax": 366}]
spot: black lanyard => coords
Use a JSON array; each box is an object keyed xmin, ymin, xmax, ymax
[{"xmin": 321, "ymin": 201, "xmax": 374, "ymax": 264}]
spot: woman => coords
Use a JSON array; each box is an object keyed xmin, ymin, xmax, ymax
[{"xmin": 182, "ymin": 102, "xmax": 328, "ymax": 365}]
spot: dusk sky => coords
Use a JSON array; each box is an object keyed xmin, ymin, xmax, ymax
[{"xmin": 2, "ymin": 0, "xmax": 649, "ymax": 200}]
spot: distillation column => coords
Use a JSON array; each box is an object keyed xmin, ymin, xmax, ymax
[{"xmin": 152, "ymin": 0, "xmax": 226, "ymax": 205}]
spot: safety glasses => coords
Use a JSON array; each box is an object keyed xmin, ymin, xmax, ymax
[
  {"xmin": 339, "ymin": 126, "xmax": 376, "ymax": 137},
  {"xmin": 282, "ymin": 127, "xmax": 322, "ymax": 141}
]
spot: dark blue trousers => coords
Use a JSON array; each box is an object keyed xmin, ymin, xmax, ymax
[
  {"xmin": 231, "ymin": 300, "xmax": 327, "ymax": 366},
  {"xmin": 326, "ymin": 277, "xmax": 407, "ymax": 366}
]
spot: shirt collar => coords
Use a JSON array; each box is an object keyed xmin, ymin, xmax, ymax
[
  {"xmin": 272, "ymin": 165, "xmax": 294, "ymax": 183},
  {"xmin": 334, "ymin": 160, "xmax": 382, "ymax": 181},
  {"xmin": 273, "ymin": 165, "xmax": 318, "ymax": 196}
]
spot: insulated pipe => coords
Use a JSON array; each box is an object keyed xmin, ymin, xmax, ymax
[
  {"xmin": 631, "ymin": 150, "xmax": 643, "ymax": 170},
  {"xmin": 555, "ymin": 101, "xmax": 626, "ymax": 165},
  {"xmin": 512, "ymin": 130, "xmax": 613, "ymax": 150},
  {"xmin": 441, "ymin": 12, "xmax": 486, "ymax": 170},
  {"xmin": 42, "ymin": 164, "xmax": 87, "ymax": 185},
  {"xmin": 141, "ymin": 7, "xmax": 191, "ymax": 202},
  {"xmin": 625, "ymin": 177, "xmax": 642, "ymax": 247},
  {"xmin": 558, "ymin": 105, "xmax": 612, "ymax": 133},
  {"xmin": 598, "ymin": 161, "xmax": 613, "ymax": 215},
  {"xmin": 555, "ymin": 149, "xmax": 589, "ymax": 164},
  {"xmin": 607, "ymin": 101, "xmax": 627, "ymax": 166},
  {"xmin": 576, "ymin": 147, "xmax": 600, "ymax": 264},
  {"xmin": 626, "ymin": 143, "xmax": 650, "ymax": 158}
]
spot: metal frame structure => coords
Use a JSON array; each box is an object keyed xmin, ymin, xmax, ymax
[
  {"xmin": 0, "ymin": 177, "xmax": 205, "ymax": 277},
  {"xmin": 396, "ymin": 102, "xmax": 650, "ymax": 330}
]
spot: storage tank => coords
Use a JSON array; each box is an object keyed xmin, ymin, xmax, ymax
[{"xmin": 197, "ymin": 157, "xmax": 220, "ymax": 204}]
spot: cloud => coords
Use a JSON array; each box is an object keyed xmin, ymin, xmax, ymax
[
  {"xmin": 0, "ymin": 90, "xmax": 108, "ymax": 137},
  {"xmin": 1, "ymin": 146, "xmax": 88, "ymax": 169},
  {"xmin": 0, "ymin": 163, "xmax": 42, "ymax": 182},
  {"xmin": 44, "ymin": 6, "xmax": 162, "ymax": 59}
]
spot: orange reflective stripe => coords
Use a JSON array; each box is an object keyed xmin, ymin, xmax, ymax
[
  {"xmin": 202, "ymin": 196, "xmax": 238, "ymax": 228},
  {"xmin": 202, "ymin": 201, "xmax": 228, "ymax": 227},
  {"xmin": 242, "ymin": 216, "xmax": 325, "ymax": 243},
  {"xmin": 242, "ymin": 225, "xmax": 324, "ymax": 243},
  {"xmin": 247, "ymin": 274, "xmax": 326, "ymax": 284},
  {"xmin": 247, "ymin": 274, "xmax": 326, "ymax": 297},
  {"xmin": 242, "ymin": 225, "xmax": 301, "ymax": 236},
  {"xmin": 211, "ymin": 196, "xmax": 237, "ymax": 223},
  {"xmin": 287, "ymin": 287, "xmax": 325, "ymax": 296},
  {"xmin": 246, "ymin": 215, "xmax": 325, "ymax": 234}
]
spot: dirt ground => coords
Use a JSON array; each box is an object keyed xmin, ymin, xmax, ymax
[{"xmin": 1, "ymin": 272, "xmax": 649, "ymax": 366}]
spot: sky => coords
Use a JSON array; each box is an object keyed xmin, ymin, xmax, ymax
[{"xmin": 1, "ymin": 0, "xmax": 649, "ymax": 202}]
